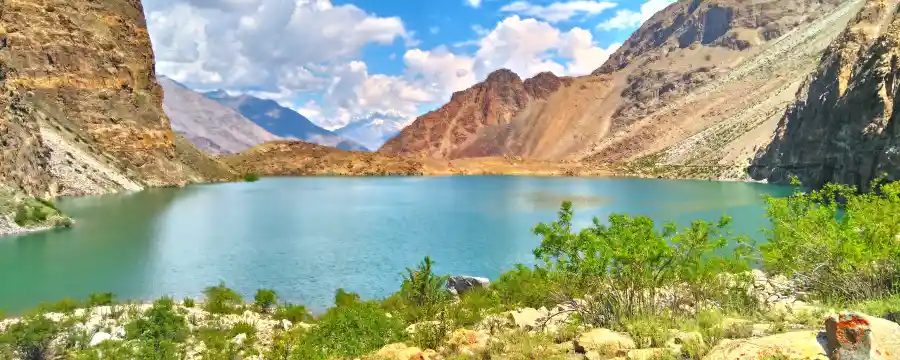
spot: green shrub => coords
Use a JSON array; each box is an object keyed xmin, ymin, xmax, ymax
[
  {"xmin": 446, "ymin": 288, "xmax": 501, "ymax": 327},
  {"xmin": 37, "ymin": 298, "xmax": 79, "ymax": 314},
  {"xmin": 182, "ymin": 297, "xmax": 195, "ymax": 308},
  {"xmin": 274, "ymin": 303, "xmax": 313, "ymax": 323},
  {"xmin": 203, "ymin": 282, "xmax": 243, "ymax": 314},
  {"xmin": 410, "ymin": 319, "xmax": 452, "ymax": 351},
  {"xmin": 86, "ymin": 292, "xmax": 116, "ymax": 307},
  {"xmin": 285, "ymin": 300, "xmax": 406, "ymax": 359},
  {"xmin": 389, "ymin": 256, "xmax": 451, "ymax": 323},
  {"xmin": 254, "ymin": 289, "xmax": 277, "ymax": 312},
  {"xmin": 0, "ymin": 314, "xmax": 61, "ymax": 360},
  {"xmin": 762, "ymin": 179, "xmax": 900, "ymax": 302},
  {"xmin": 12, "ymin": 197, "xmax": 67, "ymax": 227},
  {"xmin": 125, "ymin": 297, "xmax": 188, "ymax": 358},
  {"xmin": 491, "ymin": 264, "xmax": 560, "ymax": 309},
  {"xmin": 243, "ymin": 173, "xmax": 261, "ymax": 182},
  {"xmin": 623, "ymin": 316, "xmax": 673, "ymax": 348},
  {"xmin": 335, "ymin": 288, "xmax": 361, "ymax": 308},
  {"xmin": 532, "ymin": 201, "xmax": 753, "ymax": 327}
]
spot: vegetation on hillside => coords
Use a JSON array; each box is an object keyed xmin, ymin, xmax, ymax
[
  {"xmin": 0, "ymin": 187, "xmax": 74, "ymax": 231},
  {"xmin": 2, "ymin": 179, "xmax": 900, "ymax": 359}
]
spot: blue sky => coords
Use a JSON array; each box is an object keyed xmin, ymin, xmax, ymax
[{"xmin": 143, "ymin": 0, "xmax": 674, "ymax": 129}]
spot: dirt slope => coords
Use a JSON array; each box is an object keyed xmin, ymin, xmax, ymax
[
  {"xmin": 750, "ymin": 0, "xmax": 900, "ymax": 190},
  {"xmin": 0, "ymin": 0, "xmax": 234, "ymax": 200}
]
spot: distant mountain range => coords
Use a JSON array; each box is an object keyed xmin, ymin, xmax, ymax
[
  {"xmin": 204, "ymin": 90, "xmax": 369, "ymax": 152},
  {"xmin": 159, "ymin": 76, "xmax": 280, "ymax": 155},
  {"xmin": 333, "ymin": 111, "xmax": 407, "ymax": 150}
]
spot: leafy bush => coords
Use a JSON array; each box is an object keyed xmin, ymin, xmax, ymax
[
  {"xmin": 390, "ymin": 256, "xmax": 451, "ymax": 323},
  {"xmin": 762, "ymin": 180, "xmax": 900, "ymax": 302},
  {"xmin": 446, "ymin": 288, "xmax": 501, "ymax": 328},
  {"xmin": 491, "ymin": 264, "xmax": 560, "ymax": 309},
  {"xmin": 125, "ymin": 297, "xmax": 188, "ymax": 358},
  {"xmin": 0, "ymin": 314, "xmax": 60, "ymax": 360},
  {"xmin": 182, "ymin": 297, "xmax": 195, "ymax": 308},
  {"xmin": 37, "ymin": 298, "xmax": 79, "ymax": 314},
  {"xmin": 410, "ymin": 319, "xmax": 452, "ymax": 350},
  {"xmin": 203, "ymin": 282, "xmax": 243, "ymax": 314},
  {"xmin": 285, "ymin": 300, "xmax": 406, "ymax": 359},
  {"xmin": 86, "ymin": 292, "xmax": 116, "ymax": 307},
  {"xmin": 335, "ymin": 288, "xmax": 361, "ymax": 308},
  {"xmin": 623, "ymin": 316, "xmax": 673, "ymax": 348},
  {"xmin": 532, "ymin": 201, "xmax": 753, "ymax": 327},
  {"xmin": 243, "ymin": 173, "xmax": 261, "ymax": 182},
  {"xmin": 274, "ymin": 303, "xmax": 314, "ymax": 323},
  {"xmin": 254, "ymin": 289, "xmax": 277, "ymax": 312}
]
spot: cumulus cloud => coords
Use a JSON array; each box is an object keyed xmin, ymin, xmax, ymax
[
  {"xmin": 465, "ymin": 0, "xmax": 483, "ymax": 8},
  {"xmin": 146, "ymin": 0, "xmax": 621, "ymax": 129},
  {"xmin": 598, "ymin": 0, "xmax": 675, "ymax": 30},
  {"xmin": 500, "ymin": 0, "xmax": 616, "ymax": 23}
]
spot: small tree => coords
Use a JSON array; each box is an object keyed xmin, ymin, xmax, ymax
[
  {"xmin": 254, "ymin": 289, "xmax": 277, "ymax": 313},
  {"xmin": 396, "ymin": 256, "xmax": 451, "ymax": 322},
  {"xmin": 0, "ymin": 314, "xmax": 60, "ymax": 360},
  {"xmin": 203, "ymin": 282, "xmax": 243, "ymax": 314},
  {"xmin": 125, "ymin": 297, "xmax": 188, "ymax": 359}
]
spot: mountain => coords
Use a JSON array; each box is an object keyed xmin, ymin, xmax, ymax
[
  {"xmin": 205, "ymin": 92, "xmax": 369, "ymax": 151},
  {"xmin": 333, "ymin": 111, "xmax": 407, "ymax": 150},
  {"xmin": 159, "ymin": 76, "xmax": 280, "ymax": 155},
  {"xmin": 222, "ymin": 140, "xmax": 607, "ymax": 177},
  {"xmin": 378, "ymin": 70, "xmax": 572, "ymax": 158},
  {"xmin": 378, "ymin": 0, "xmax": 855, "ymax": 181},
  {"xmin": 750, "ymin": 0, "xmax": 900, "ymax": 190}
]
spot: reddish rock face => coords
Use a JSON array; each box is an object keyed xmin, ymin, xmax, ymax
[{"xmin": 377, "ymin": 69, "xmax": 572, "ymax": 158}]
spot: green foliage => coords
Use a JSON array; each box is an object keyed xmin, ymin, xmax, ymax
[
  {"xmin": 446, "ymin": 288, "xmax": 501, "ymax": 328},
  {"xmin": 334, "ymin": 288, "xmax": 361, "ymax": 308},
  {"xmin": 532, "ymin": 201, "xmax": 754, "ymax": 327},
  {"xmin": 273, "ymin": 303, "xmax": 313, "ymax": 323},
  {"xmin": 86, "ymin": 292, "xmax": 116, "ymax": 307},
  {"xmin": 0, "ymin": 314, "xmax": 60, "ymax": 360},
  {"xmin": 125, "ymin": 297, "xmax": 188, "ymax": 359},
  {"xmin": 182, "ymin": 297, "xmax": 195, "ymax": 308},
  {"xmin": 255, "ymin": 289, "xmax": 278, "ymax": 312},
  {"xmin": 762, "ymin": 180, "xmax": 900, "ymax": 302},
  {"xmin": 490, "ymin": 264, "xmax": 559, "ymax": 309},
  {"xmin": 390, "ymin": 256, "xmax": 452, "ymax": 323},
  {"xmin": 623, "ymin": 316, "xmax": 673, "ymax": 348},
  {"xmin": 243, "ymin": 173, "xmax": 261, "ymax": 182},
  {"xmin": 37, "ymin": 298, "xmax": 79, "ymax": 314},
  {"xmin": 203, "ymin": 282, "xmax": 244, "ymax": 314},
  {"xmin": 12, "ymin": 197, "xmax": 71, "ymax": 228},
  {"xmin": 409, "ymin": 319, "xmax": 452, "ymax": 350},
  {"xmin": 284, "ymin": 300, "xmax": 406, "ymax": 359}
]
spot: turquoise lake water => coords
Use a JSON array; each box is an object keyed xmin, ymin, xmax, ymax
[{"xmin": 0, "ymin": 176, "xmax": 794, "ymax": 313}]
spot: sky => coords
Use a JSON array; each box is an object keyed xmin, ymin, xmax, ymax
[{"xmin": 142, "ymin": 0, "xmax": 675, "ymax": 130}]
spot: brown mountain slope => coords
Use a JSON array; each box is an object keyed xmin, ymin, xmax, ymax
[
  {"xmin": 225, "ymin": 140, "xmax": 609, "ymax": 177},
  {"xmin": 380, "ymin": 0, "xmax": 858, "ymax": 181},
  {"xmin": 750, "ymin": 0, "xmax": 900, "ymax": 190},
  {"xmin": 0, "ymin": 0, "xmax": 233, "ymax": 201},
  {"xmin": 377, "ymin": 70, "xmax": 572, "ymax": 158}
]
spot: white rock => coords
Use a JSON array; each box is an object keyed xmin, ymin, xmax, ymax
[
  {"xmin": 232, "ymin": 333, "xmax": 247, "ymax": 346},
  {"xmin": 281, "ymin": 319, "xmax": 292, "ymax": 330},
  {"xmin": 112, "ymin": 326, "xmax": 126, "ymax": 339},
  {"xmin": 89, "ymin": 332, "xmax": 114, "ymax": 347}
]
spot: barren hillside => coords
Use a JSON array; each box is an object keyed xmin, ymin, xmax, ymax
[
  {"xmin": 0, "ymin": 0, "xmax": 235, "ymax": 200},
  {"xmin": 379, "ymin": 0, "xmax": 860, "ymax": 181},
  {"xmin": 750, "ymin": 0, "xmax": 900, "ymax": 190}
]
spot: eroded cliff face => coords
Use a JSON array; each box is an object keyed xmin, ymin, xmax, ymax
[
  {"xmin": 0, "ymin": 0, "xmax": 233, "ymax": 199},
  {"xmin": 750, "ymin": 0, "xmax": 900, "ymax": 190},
  {"xmin": 377, "ymin": 70, "xmax": 572, "ymax": 158}
]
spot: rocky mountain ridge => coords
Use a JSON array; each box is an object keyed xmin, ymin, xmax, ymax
[
  {"xmin": 750, "ymin": 0, "xmax": 900, "ymax": 189},
  {"xmin": 205, "ymin": 91, "xmax": 369, "ymax": 152},
  {"xmin": 159, "ymin": 76, "xmax": 280, "ymax": 155}
]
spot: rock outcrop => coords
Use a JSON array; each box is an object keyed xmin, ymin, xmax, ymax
[
  {"xmin": 446, "ymin": 276, "xmax": 490, "ymax": 296},
  {"xmin": 377, "ymin": 70, "xmax": 572, "ymax": 158},
  {"xmin": 750, "ymin": 0, "xmax": 900, "ymax": 190},
  {"xmin": 0, "ymin": 0, "xmax": 234, "ymax": 200},
  {"xmin": 825, "ymin": 312, "xmax": 900, "ymax": 360},
  {"xmin": 159, "ymin": 76, "xmax": 280, "ymax": 155}
]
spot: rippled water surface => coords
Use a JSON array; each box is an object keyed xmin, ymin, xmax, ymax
[{"xmin": 0, "ymin": 176, "xmax": 793, "ymax": 313}]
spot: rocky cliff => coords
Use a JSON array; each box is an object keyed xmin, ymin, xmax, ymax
[
  {"xmin": 377, "ymin": 70, "xmax": 572, "ymax": 158},
  {"xmin": 160, "ymin": 76, "xmax": 280, "ymax": 155},
  {"xmin": 378, "ymin": 0, "xmax": 857, "ymax": 181},
  {"xmin": 750, "ymin": 0, "xmax": 900, "ymax": 190},
  {"xmin": 0, "ymin": 0, "xmax": 234, "ymax": 233}
]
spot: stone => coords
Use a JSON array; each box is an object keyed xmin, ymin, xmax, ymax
[
  {"xmin": 825, "ymin": 312, "xmax": 900, "ymax": 360},
  {"xmin": 372, "ymin": 343, "xmax": 438, "ymax": 360},
  {"xmin": 448, "ymin": 329, "xmax": 490, "ymax": 355},
  {"xmin": 89, "ymin": 332, "xmax": 114, "ymax": 347},
  {"xmin": 281, "ymin": 319, "xmax": 292, "ymax": 330},
  {"xmin": 447, "ymin": 276, "xmax": 490, "ymax": 296},
  {"xmin": 574, "ymin": 328, "xmax": 636, "ymax": 356},
  {"xmin": 232, "ymin": 333, "xmax": 247, "ymax": 346},
  {"xmin": 509, "ymin": 307, "xmax": 549, "ymax": 330},
  {"xmin": 702, "ymin": 331, "xmax": 828, "ymax": 360},
  {"xmin": 628, "ymin": 348, "xmax": 676, "ymax": 360}
]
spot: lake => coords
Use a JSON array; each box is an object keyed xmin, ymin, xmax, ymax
[{"xmin": 0, "ymin": 176, "xmax": 793, "ymax": 314}]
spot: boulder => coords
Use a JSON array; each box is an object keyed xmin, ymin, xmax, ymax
[
  {"xmin": 574, "ymin": 328, "xmax": 636, "ymax": 356},
  {"xmin": 371, "ymin": 343, "xmax": 439, "ymax": 360},
  {"xmin": 281, "ymin": 319, "xmax": 292, "ymax": 330},
  {"xmin": 89, "ymin": 332, "xmax": 114, "ymax": 347},
  {"xmin": 448, "ymin": 329, "xmax": 491, "ymax": 355},
  {"xmin": 627, "ymin": 348, "xmax": 677, "ymax": 360},
  {"xmin": 702, "ymin": 331, "xmax": 828, "ymax": 360},
  {"xmin": 231, "ymin": 333, "xmax": 247, "ymax": 346},
  {"xmin": 825, "ymin": 312, "xmax": 900, "ymax": 360},
  {"xmin": 447, "ymin": 276, "xmax": 490, "ymax": 296}
]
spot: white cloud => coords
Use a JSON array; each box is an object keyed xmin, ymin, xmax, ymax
[
  {"xmin": 500, "ymin": 1, "xmax": 616, "ymax": 23},
  {"xmin": 465, "ymin": 0, "xmax": 483, "ymax": 8},
  {"xmin": 598, "ymin": 0, "xmax": 674, "ymax": 30}
]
